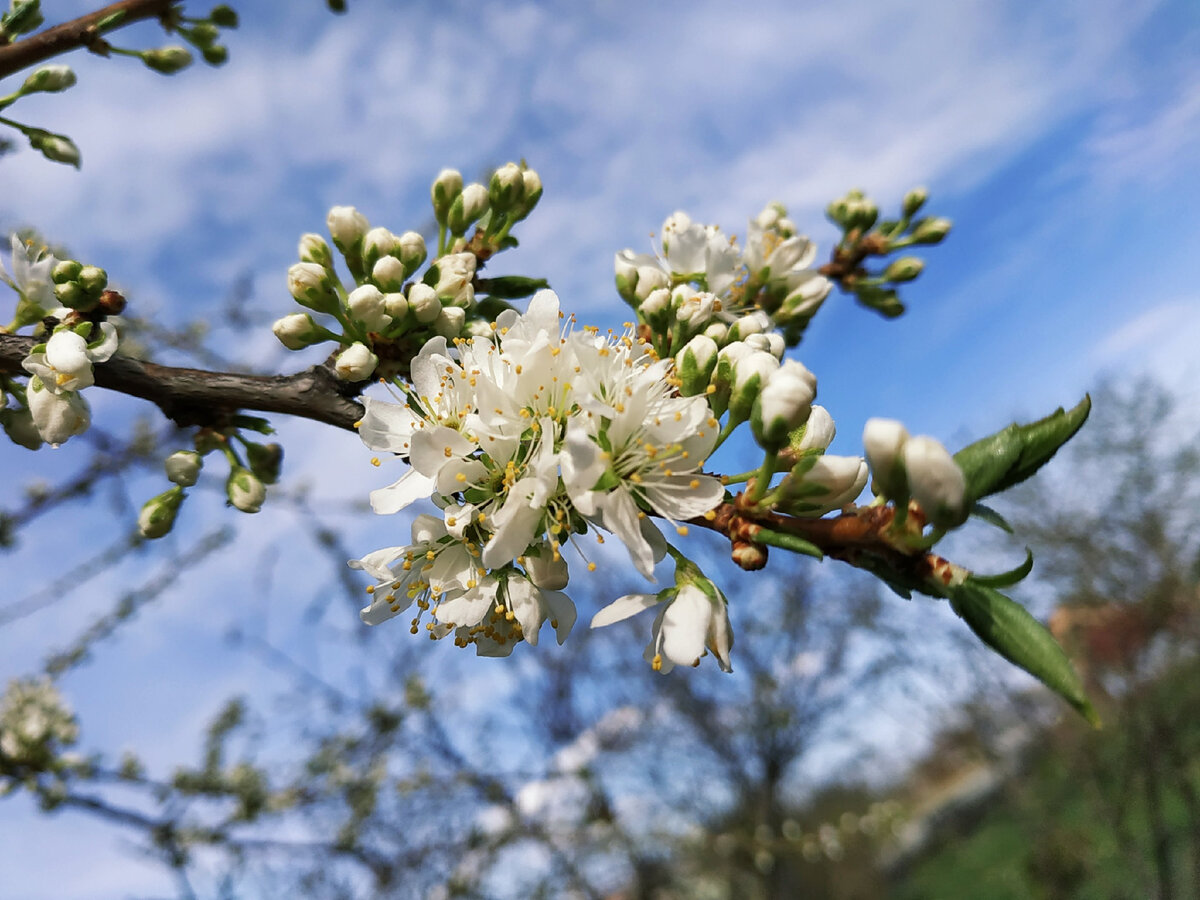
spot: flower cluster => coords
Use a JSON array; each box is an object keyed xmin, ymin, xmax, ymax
[{"xmin": 352, "ymin": 290, "xmax": 727, "ymax": 661}]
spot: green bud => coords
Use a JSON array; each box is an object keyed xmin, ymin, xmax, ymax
[
  {"xmin": 51, "ymin": 260, "xmax": 82, "ymax": 284},
  {"xmin": 674, "ymin": 335, "xmax": 718, "ymax": 397},
  {"xmin": 77, "ymin": 265, "xmax": 107, "ymax": 295},
  {"xmin": 246, "ymin": 442, "xmax": 283, "ymax": 485},
  {"xmin": 846, "ymin": 197, "xmax": 878, "ymax": 231},
  {"xmin": 825, "ymin": 199, "xmax": 850, "ymax": 228},
  {"xmin": 29, "ymin": 132, "xmax": 80, "ymax": 168},
  {"xmin": 21, "ymin": 65, "xmax": 76, "ymax": 94},
  {"xmin": 2, "ymin": 1, "xmax": 44, "ymax": 39},
  {"xmin": 855, "ymin": 285, "xmax": 904, "ymax": 318},
  {"xmin": 164, "ymin": 450, "xmax": 202, "ymax": 486},
  {"xmin": 446, "ymin": 183, "xmax": 489, "ymax": 235},
  {"xmin": 882, "ymin": 257, "xmax": 924, "ymax": 283},
  {"xmin": 187, "ymin": 22, "xmax": 219, "ymax": 47},
  {"xmin": 54, "ymin": 281, "xmax": 89, "ymax": 310},
  {"xmin": 513, "ymin": 168, "xmax": 542, "ymax": 221},
  {"xmin": 910, "ymin": 217, "xmax": 952, "ymax": 244},
  {"xmin": 138, "ymin": 485, "xmax": 185, "ymax": 539},
  {"xmin": 201, "ymin": 45, "xmax": 228, "ymax": 66},
  {"xmin": 902, "ymin": 187, "xmax": 928, "ymax": 218},
  {"xmin": 488, "ymin": 162, "xmax": 525, "ymax": 213},
  {"xmin": 209, "ymin": 5, "xmax": 239, "ymax": 27},
  {"xmin": 298, "ymin": 233, "xmax": 334, "ymax": 268},
  {"xmin": 142, "ymin": 46, "xmax": 194, "ymax": 75},
  {"xmin": 431, "ymin": 169, "xmax": 463, "ymax": 225}
]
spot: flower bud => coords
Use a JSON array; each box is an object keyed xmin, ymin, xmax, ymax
[
  {"xmin": 752, "ymin": 202, "xmax": 785, "ymax": 230},
  {"xmin": 845, "ymin": 197, "xmax": 879, "ymax": 231},
  {"xmin": 382, "ymin": 292, "xmax": 408, "ymax": 321},
  {"xmin": 54, "ymin": 281, "xmax": 88, "ymax": 309},
  {"xmin": 346, "ymin": 284, "xmax": 391, "ymax": 331},
  {"xmin": 22, "ymin": 65, "xmax": 76, "ymax": 94},
  {"xmin": 362, "ymin": 226, "xmax": 398, "ymax": 270},
  {"xmin": 431, "ymin": 169, "xmax": 463, "ymax": 224},
  {"xmin": 77, "ymin": 265, "xmax": 107, "ymax": 295},
  {"xmin": 287, "ymin": 262, "xmax": 337, "ymax": 312},
  {"xmin": 226, "ymin": 465, "xmax": 266, "ymax": 514},
  {"xmin": 902, "ymin": 187, "xmax": 928, "ymax": 218},
  {"xmin": 51, "ymin": 260, "xmax": 82, "ymax": 284},
  {"xmin": 489, "ymin": 162, "xmax": 525, "ymax": 212},
  {"xmin": 408, "ymin": 283, "xmax": 440, "ymax": 323},
  {"xmin": 729, "ymin": 349, "xmax": 779, "ymax": 421},
  {"xmin": 210, "ymin": 5, "xmax": 239, "ymax": 27},
  {"xmin": 910, "ymin": 217, "xmax": 952, "ymax": 244},
  {"xmin": 727, "ymin": 310, "xmax": 771, "ymax": 343},
  {"xmin": 138, "ymin": 485, "xmax": 185, "ymax": 539},
  {"xmin": 784, "ymin": 454, "xmax": 868, "ymax": 515},
  {"xmin": 744, "ymin": 332, "xmax": 784, "ymax": 360},
  {"xmin": 164, "ymin": 450, "xmax": 202, "ymax": 486},
  {"xmin": 327, "ymin": 205, "xmax": 369, "ymax": 252},
  {"xmin": 397, "ymin": 231, "xmax": 426, "ymax": 273},
  {"xmin": 638, "ymin": 287, "xmax": 671, "ymax": 326},
  {"xmin": 883, "ymin": 257, "xmax": 925, "ymax": 283},
  {"xmin": 703, "ymin": 321, "xmax": 728, "ymax": 344},
  {"xmin": 298, "ymin": 233, "xmax": 333, "ymax": 268},
  {"xmin": 202, "ymin": 45, "xmax": 228, "ymax": 66},
  {"xmin": 26, "ymin": 378, "xmax": 90, "ymax": 447},
  {"xmin": 792, "ymin": 404, "xmax": 835, "ymax": 453},
  {"xmin": 675, "ymin": 335, "xmax": 718, "ymax": 397},
  {"xmin": 246, "ymin": 442, "xmax": 283, "ymax": 485},
  {"xmin": 334, "ymin": 342, "xmax": 378, "ymax": 381},
  {"xmin": 710, "ymin": 341, "xmax": 750, "ymax": 417},
  {"xmin": 372, "ymin": 255, "xmax": 407, "ymax": 292},
  {"xmin": 434, "ymin": 306, "xmax": 466, "ymax": 338},
  {"xmin": 903, "ymin": 436, "xmax": 966, "ymax": 528},
  {"xmin": 751, "ymin": 360, "xmax": 816, "ymax": 451},
  {"xmin": 633, "ymin": 265, "xmax": 668, "ymax": 302},
  {"xmin": 614, "ymin": 252, "xmax": 640, "ymax": 303},
  {"xmin": 31, "ymin": 133, "xmax": 80, "ymax": 168},
  {"xmin": 516, "ymin": 168, "xmax": 543, "ymax": 219},
  {"xmin": 447, "ymin": 183, "xmax": 489, "ymax": 234},
  {"xmin": 433, "ymin": 252, "xmax": 476, "ymax": 307},
  {"xmin": 272, "ymin": 312, "xmax": 321, "ymax": 350},
  {"xmin": 673, "ymin": 286, "xmax": 718, "ymax": 330},
  {"xmin": 141, "ymin": 46, "xmax": 193, "ymax": 74},
  {"xmin": 862, "ymin": 418, "xmax": 909, "ymax": 500}
]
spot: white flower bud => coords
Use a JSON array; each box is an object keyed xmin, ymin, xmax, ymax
[
  {"xmin": 326, "ymin": 205, "xmax": 369, "ymax": 250},
  {"xmin": 447, "ymin": 183, "xmax": 489, "ymax": 234},
  {"xmin": 903, "ymin": 436, "xmax": 967, "ymax": 528},
  {"xmin": 727, "ymin": 310, "xmax": 771, "ymax": 342},
  {"xmin": 383, "ymin": 292, "xmax": 408, "ymax": 320},
  {"xmin": 777, "ymin": 272, "xmax": 832, "ymax": 325},
  {"xmin": 633, "ymin": 265, "xmax": 668, "ymax": 301},
  {"xmin": 517, "ymin": 168, "xmax": 543, "ymax": 218},
  {"xmin": 22, "ymin": 65, "xmax": 76, "ymax": 94},
  {"xmin": 703, "ymin": 321, "xmax": 728, "ymax": 343},
  {"xmin": 729, "ymin": 349, "xmax": 779, "ymax": 421},
  {"xmin": 787, "ymin": 455, "xmax": 868, "ymax": 514},
  {"xmin": 863, "ymin": 418, "xmax": 909, "ymax": 500},
  {"xmin": 489, "ymin": 162, "xmax": 525, "ymax": 211},
  {"xmin": 674, "ymin": 334, "xmax": 719, "ymax": 397},
  {"xmin": 639, "ymin": 287, "xmax": 671, "ymax": 320},
  {"xmin": 752, "ymin": 202, "xmax": 784, "ymax": 231},
  {"xmin": 138, "ymin": 486, "xmax": 185, "ymax": 539},
  {"xmin": 744, "ymin": 332, "xmax": 784, "ymax": 359},
  {"xmin": 752, "ymin": 360, "xmax": 816, "ymax": 450},
  {"xmin": 408, "ymin": 283, "xmax": 441, "ymax": 323},
  {"xmin": 362, "ymin": 227, "xmax": 398, "ymax": 269},
  {"xmin": 26, "ymin": 378, "xmax": 89, "ymax": 447},
  {"xmin": 794, "ymin": 405, "xmax": 835, "ymax": 453},
  {"xmin": 298, "ymin": 232, "xmax": 333, "ymax": 268},
  {"xmin": 287, "ymin": 262, "xmax": 336, "ymax": 312},
  {"xmin": 334, "ymin": 342, "xmax": 378, "ymax": 381},
  {"xmin": 431, "ymin": 168, "xmax": 463, "ymax": 223},
  {"xmin": 434, "ymin": 306, "xmax": 466, "ymax": 338},
  {"xmin": 164, "ymin": 450, "xmax": 202, "ymax": 487},
  {"xmin": 397, "ymin": 231, "xmax": 426, "ymax": 272},
  {"xmin": 346, "ymin": 284, "xmax": 391, "ymax": 331},
  {"xmin": 226, "ymin": 466, "xmax": 266, "ymax": 514},
  {"xmin": 372, "ymin": 255, "xmax": 407, "ymax": 292},
  {"xmin": 272, "ymin": 312, "xmax": 321, "ymax": 350}
]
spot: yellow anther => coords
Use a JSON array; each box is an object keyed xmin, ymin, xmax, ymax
[
  {"xmin": 587, "ymin": 562, "xmax": 597, "ymax": 572},
  {"xmin": 704, "ymin": 509, "xmax": 717, "ymax": 520},
  {"xmin": 371, "ymin": 457, "xmax": 381, "ymax": 467},
  {"xmin": 365, "ymin": 585, "xmax": 375, "ymax": 594},
  {"xmin": 652, "ymin": 653, "xmax": 663, "ymax": 672},
  {"xmin": 676, "ymin": 526, "xmax": 689, "ymax": 536}
]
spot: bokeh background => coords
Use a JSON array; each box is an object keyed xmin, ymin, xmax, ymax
[{"xmin": 2, "ymin": 1, "xmax": 1199, "ymax": 896}]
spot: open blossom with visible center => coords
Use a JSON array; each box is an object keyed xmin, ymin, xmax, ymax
[
  {"xmin": 1, "ymin": 234, "xmax": 56, "ymax": 306},
  {"xmin": 352, "ymin": 289, "xmax": 726, "ymax": 653},
  {"xmin": 22, "ymin": 323, "xmax": 118, "ymax": 393}
]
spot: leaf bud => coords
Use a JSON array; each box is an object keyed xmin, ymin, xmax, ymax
[
  {"xmin": 246, "ymin": 442, "xmax": 283, "ymax": 485},
  {"xmin": 909, "ymin": 217, "xmax": 952, "ymax": 244},
  {"xmin": 22, "ymin": 65, "xmax": 76, "ymax": 94},
  {"xmin": 298, "ymin": 232, "xmax": 333, "ymax": 268},
  {"xmin": 141, "ymin": 46, "xmax": 194, "ymax": 75},
  {"xmin": 431, "ymin": 169, "xmax": 463, "ymax": 224},
  {"xmin": 226, "ymin": 466, "xmax": 266, "ymax": 514},
  {"xmin": 164, "ymin": 450, "xmax": 202, "ymax": 486},
  {"xmin": 334, "ymin": 342, "xmax": 379, "ymax": 381},
  {"xmin": 272, "ymin": 312, "xmax": 322, "ymax": 350},
  {"xmin": 138, "ymin": 485, "xmax": 185, "ymax": 538},
  {"xmin": 902, "ymin": 187, "xmax": 928, "ymax": 218}
]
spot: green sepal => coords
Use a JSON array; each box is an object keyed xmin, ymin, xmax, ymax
[
  {"xmin": 476, "ymin": 276, "xmax": 549, "ymax": 300},
  {"xmin": 948, "ymin": 580, "xmax": 1098, "ymax": 725},
  {"xmin": 954, "ymin": 395, "xmax": 1091, "ymax": 503},
  {"xmin": 969, "ymin": 502, "xmax": 1014, "ymax": 533},
  {"xmin": 970, "ymin": 548, "xmax": 1033, "ymax": 588}
]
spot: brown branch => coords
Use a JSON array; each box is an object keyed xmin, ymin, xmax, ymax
[
  {"xmin": 1, "ymin": 332, "xmax": 365, "ymax": 431},
  {"xmin": 0, "ymin": 0, "xmax": 176, "ymax": 80}
]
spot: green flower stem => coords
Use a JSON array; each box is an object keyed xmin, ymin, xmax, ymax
[
  {"xmin": 721, "ymin": 469, "xmax": 758, "ymax": 486},
  {"xmin": 750, "ymin": 526, "xmax": 824, "ymax": 560},
  {"xmin": 436, "ymin": 224, "xmax": 447, "ymax": 257},
  {"xmin": 743, "ymin": 449, "xmax": 779, "ymax": 506}
]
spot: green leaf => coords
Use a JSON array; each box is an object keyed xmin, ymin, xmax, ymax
[
  {"xmin": 970, "ymin": 548, "xmax": 1034, "ymax": 588},
  {"xmin": 948, "ymin": 581, "xmax": 1098, "ymax": 725},
  {"xmin": 970, "ymin": 502, "xmax": 1014, "ymax": 533},
  {"xmin": 954, "ymin": 395, "xmax": 1091, "ymax": 503},
  {"xmin": 476, "ymin": 275, "xmax": 549, "ymax": 300}
]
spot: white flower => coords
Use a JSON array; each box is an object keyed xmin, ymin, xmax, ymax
[
  {"xmin": 434, "ymin": 252, "xmax": 476, "ymax": 307},
  {"xmin": 22, "ymin": 323, "xmax": 118, "ymax": 393},
  {"xmin": 784, "ymin": 454, "xmax": 868, "ymax": 515},
  {"xmin": 334, "ymin": 342, "xmax": 378, "ymax": 381},
  {"xmin": 752, "ymin": 359, "xmax": 816, "ymax": 450},
  {"xmin": 2, "ymin": 234, "xmax": 56, "ymax": 306},
  {"xmin": 863, "ymin": 418, "xmax": 909, "ymax": 499},
  {"xmin": 26, "ymin": 377, "xmax": 90, "ymax": 447},
  {"xmin": 226, "ymin": 466, "xmax": 266, "ymax": 513},
  {"xmin": 164, "ymin": 450, "xmax": 202, "ymax": 486},
  {"xmin": 591, "ymin": 581, "xmax": 733, "ymax": 673},
  {"xmin": 793, "ymin": 404, "xmax": 836, "ymax": 453},
  {"xmin": 272, "ymin": 312, "xmax": 319, "ymax": 350}
]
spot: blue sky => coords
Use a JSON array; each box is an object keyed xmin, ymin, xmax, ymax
[{"xmin": 2, "ymin": 0, "xmax": 1200, "ymax": 895}]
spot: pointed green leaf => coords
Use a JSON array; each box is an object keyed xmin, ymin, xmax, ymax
[
  {"xmin": 954, "ymin": 395, "xmax": 1091, "ymax": 503},
  {"xmin": 476, "ymin": 275, "xmax": 549, "ymax": 300},
  {"xmin": 970, "ymin": 502, "xmax": 1014, "ymax": 533},
  {"xmin": 948, "ymin": 581, "xmax": 1098, "ymax": 725},
  {"xmin": 970, "ymin": 548, "xmax": 1034, "ymax": 588}
]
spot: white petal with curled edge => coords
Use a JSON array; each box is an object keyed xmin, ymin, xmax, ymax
[
  {"xmin": 369, "ymin": 468, "xmax": 436, "ymax": 515},
  {"xmin": 358, "ymin": 397, "xmax": 422, "ymax": 454},
  {"xmin": 590, "ymin": 592, "xmax": 660, "ymax": 628},
  {"xmin": 660, "ymin": 585, "xmax": 711, "ymax": 667},
  {"xmin": 544, "ymin": 591, "xmax": 576, "ymax": 644}
]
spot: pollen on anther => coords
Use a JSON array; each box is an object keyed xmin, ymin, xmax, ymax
[{"xmin": 370, "ymin": 457, "xmax": 381, "ymax": 467}]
